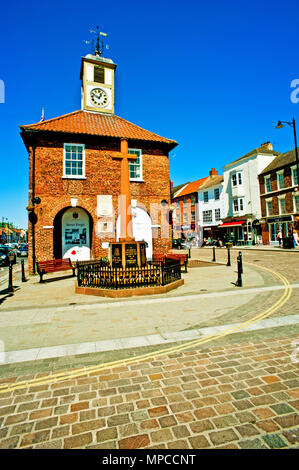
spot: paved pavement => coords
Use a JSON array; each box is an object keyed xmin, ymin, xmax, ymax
[{"xmin": 0, "ymin": 248, "xmax": 298, "ymax": 449}]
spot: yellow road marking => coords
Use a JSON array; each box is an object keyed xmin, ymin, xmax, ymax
[{"xmin": 0, "ymin": 262, "xmax": 292, "ymax": 394}]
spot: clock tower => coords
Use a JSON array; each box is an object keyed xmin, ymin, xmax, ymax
[{"xmin": 80, "ymin": 30, "xmax": 116, "ymax": 114}]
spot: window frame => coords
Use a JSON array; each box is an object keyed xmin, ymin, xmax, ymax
[
  {"xmin": 291, "ymin": 165, "xmax": 298, "ymax": 186},
  {"xmin": 264, "ymin": 175, "xmax": 271, "ymax": 193},
  {"xmin": 293, "ymin": 192, "xmax": 299, "ymax": 212},
  {"xmin": 278, "ymin": 195, "xmax": 286, "ymax": 215},
  {"xmin": 202, "ymin": 210, "xmax": 212, "ymax": 223},
  {"xmin": 63, "ymin": 143, "xmax": 86, "ymax": 179},
  {"xmin": 214, "ymin": 188, "xmax": 220, "ymax": 200},
  {"xmin": 265, "ymin": 198, "xmax": 273, "ymax": 216},
  {"xmin": 203, "ymin": 191, "xmax": 209, "ymax": 203},
  {"xmin": 233, "ymin": 199, "xmax": 239, "ymax": 212},
  {"xmin": 276, "ymin": 170, "xmax": 284, "ymax": 190},
  {"xmin": 128, "ymin": 148, "xmax": 143, "ymax": 181},
  {"xmin": 215, "ymin": 208, "xmax": 221, "ymax": 221}
]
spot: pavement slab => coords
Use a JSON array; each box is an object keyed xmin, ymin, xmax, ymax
[
  {"xmin": 0, "ymin": 249, "xmax": 298, "ymax": 449},
  {"xmin": 0, "ymin": 334, "xmax": 298, "ymax": 449}
]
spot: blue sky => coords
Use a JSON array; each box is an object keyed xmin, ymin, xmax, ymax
[{"xmin": 0, "ymin": 0, "xmax": 298, "ymax": 229}]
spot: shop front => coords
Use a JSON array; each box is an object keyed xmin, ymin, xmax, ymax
[
  {"xmin": 202, "ymin": 225, "xmax": 221, "ymax": 243},
  {"xmin": 261, "ymin": 215, "xmax": 293, "ymax": 246},
  {"xmin": 218, "ymin": 219, "xmax": 253, "ymax": 245}
]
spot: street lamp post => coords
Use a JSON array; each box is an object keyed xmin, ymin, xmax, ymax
[
  {"xmin": 276, "ymin": 117, "xmax": 299, "ymax": 247},
  {"xmin": 276, "ymin": 117, "xmax": 299, "ymax": 190}
]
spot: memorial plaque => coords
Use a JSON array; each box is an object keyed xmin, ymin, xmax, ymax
[
  {"xmin": 140, "ymin": 242, "xmax": 147, "ymax": 266},
  {"xmin": 125, "ymin": 243, "xmax": 138, "ymax": 267},
  {"xmin": 96, "ymin": 221, "xmax": 113, "ymax": 234},
  {"xmin": 97, "ymin": 195, "xmax": 113, "ymax": 217},
  {"xmin": 111, "ymin": 244, "xmax": 122, "ymax": 268}
]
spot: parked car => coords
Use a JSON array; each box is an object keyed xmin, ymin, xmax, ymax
[
  {"xmin": 0, "ymin": 245, "xmax": 17, "ymax": 266},
  {"xmin": 17, "ymin": 244, "xmax": 28, "ymax": 257},
  {"xmin": 6, "ymin": 242, "xmax": 19, "ymax": 249}
]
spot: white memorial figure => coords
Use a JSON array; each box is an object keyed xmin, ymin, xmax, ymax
[{"xmin": 62, "ymin": 207, "xmax": 91, "ymax": 261}]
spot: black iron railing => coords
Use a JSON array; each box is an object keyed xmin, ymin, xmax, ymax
[
  {"xmin": 162, "ymin": 261, "xmax": 182, "ymax": 285},
  {"xmin": 76, "ymin": 259, "xmax": 181, "ymax": 289}
]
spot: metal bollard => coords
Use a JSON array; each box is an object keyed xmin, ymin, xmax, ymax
[
  {"xmin": 236, "ymin": 254, "xmax": 243, "ymax": 287},
  {"xmin": 226, "ymin": 246, "xmax": 231, "ymax": 266},
  {"xmin": 212, "ymin": 246, "xmax": 216, "ymax": 262},
  {"xmin": 239, "ymin": 251, "xmax": 243, "ymax": 274},
  {"xmin": 188, "ymin": 247, "xmax": 191, "ymax": 259},
  {"xmin": 8, "ymin": 262, "xmax": 14, "ymax": 293},
  {"xmin": 21, "ymin": 259, "xmax": 27, "ymax": 282}
]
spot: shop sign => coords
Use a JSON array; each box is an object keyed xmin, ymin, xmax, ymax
[{"xmin": 267, "ymin": 215, "xmax": 292, "ymax": 223}]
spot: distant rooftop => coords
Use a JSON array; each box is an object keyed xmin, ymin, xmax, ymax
[
  {"xmin": 172, "ymin": 169, "xmax": 220, "ymax": 198},
  {"xmin": 259, "ymin": 147, "xmax": 299, "ymax": 175},
  {"xmin": 224, "ymin": 142, "xmax": 280, "ymax": 169}
]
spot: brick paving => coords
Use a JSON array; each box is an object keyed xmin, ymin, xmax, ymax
[
  {"xmin": 0, "ymin": 334, "xmax": 298, "ymax": 449},
  {"xmin": 0, "ymin": 249, "xmax": 298, "ymax": 449}
]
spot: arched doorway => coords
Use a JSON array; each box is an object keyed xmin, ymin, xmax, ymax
[
  {"xmin": 53, "ymin": 207, "xmax": 93, "ymax": 261},
  {"xmin": 116, "ymin": 207, "xmax": 153, "ymax": 258}
]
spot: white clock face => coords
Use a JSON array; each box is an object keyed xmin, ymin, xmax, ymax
[{"xmin": 90, "ymin": 88, "xmax": 109, "ymax": 107}]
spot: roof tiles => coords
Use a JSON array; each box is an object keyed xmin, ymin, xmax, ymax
[
  {"xmin": 173, "ymin": 177, "xmax": 209, "ymax": 198},
  {"xmin": 20, "ymin": 110, "xmax": 177, "ymax": 146}
]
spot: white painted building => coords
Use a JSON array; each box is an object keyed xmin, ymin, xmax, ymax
[
  {"xmin": 197, "ymin": 174, "xmax": 225, "ymax": 242},
  {"xmin": 221, "ymin": 142, "xmax": 279, "ymax": 244}
]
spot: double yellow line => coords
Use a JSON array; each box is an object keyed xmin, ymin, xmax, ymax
[{"xmin": 0, "ymin": 262, "xmax": 292, "ymax": 395}]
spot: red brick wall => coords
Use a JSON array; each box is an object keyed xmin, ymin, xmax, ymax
[
  {"xmin": 259, "ymin": 165, "xmax": 298, "ymax": 245},
  {"xmin": 172, "ymin": 193, "xmax": 197, "ymax": 239},
  {"xmin": 26, "ymin": 135, "xmax": 172, "ymax": 272},
  {"xmin": 259, "ymin": 167, "xmax": 296, "ymax": 219}
]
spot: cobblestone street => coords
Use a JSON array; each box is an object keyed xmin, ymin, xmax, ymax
[{"xmin": 0, "ymin": 249, "xmax": 298, "ymax": 450}]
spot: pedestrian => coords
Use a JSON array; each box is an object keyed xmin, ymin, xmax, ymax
[
  {"xmin": 277, "ymin": 230, "xmax": 282, "ymax": 246},
  {"xmin": 294, "ymin": 230, "xmax": 299, "ymax": 247}
]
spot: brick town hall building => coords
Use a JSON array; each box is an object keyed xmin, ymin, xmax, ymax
[{"xmin": 20, "ymin": 47, "xmax": 177, "ymax": 273}]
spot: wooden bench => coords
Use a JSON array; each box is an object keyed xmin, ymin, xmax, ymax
[
  {"xmin": 152, "ymin": 254, "xmax": 166, "ymax": 263},
  {"xmin": 36, "ymin": 258, "xmax": 76, "ymax": 283},
  {"xmin": 152, "ymin": 253, "xmax": 188, "ymax": 272},
  {"xmin": 165, "ymin": 253, "xmax": 188, "ymax": 272}
]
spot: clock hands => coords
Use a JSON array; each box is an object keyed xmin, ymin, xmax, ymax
[{"xmin": 90, "ymin": 88, "xmax": 108, "ymax": 106}]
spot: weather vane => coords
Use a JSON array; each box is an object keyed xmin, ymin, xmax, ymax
[{"xmin": 84, "ymin": 25, "xmax": 109, "ymax": 56}]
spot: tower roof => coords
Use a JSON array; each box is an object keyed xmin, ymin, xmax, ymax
[{"xmin": 20, "ymin": 110, "xmax": 177, "ymax": 148}]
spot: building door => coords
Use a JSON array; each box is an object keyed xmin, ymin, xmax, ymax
[{"xmin": 60, "ymin": 207, "xmax": 91, "ymax": 261}]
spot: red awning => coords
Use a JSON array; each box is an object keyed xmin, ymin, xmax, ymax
[{"xmin": 219, "ymin": 221, "xmax": 246, "ymax": 228}]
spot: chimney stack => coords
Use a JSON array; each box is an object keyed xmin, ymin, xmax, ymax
[
  {"xmin": 260, "ymin": 141, "xmax": 273, "ymax": 151},
  {"xmin": 209, "ymin": 168, "xmax": 218, "ymax": 177}
]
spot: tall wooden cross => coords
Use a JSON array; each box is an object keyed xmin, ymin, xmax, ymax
[{"xmin": 113, "ymin": 138, "xmax": 137, "ymax": 241}]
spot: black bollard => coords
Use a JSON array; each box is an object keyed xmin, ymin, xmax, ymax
[
  {"xmin": 21, "ymin": 259, "xmax": 27, "ymax": 282},
  {"xmin": 226, "ymin": 246, "xmax": 231, "ymax": 266},
  {"xmin": 8, "ymin": 262, "xmax": 14, "ymax": 293},
  {"xmin": 188, "ymin": 247, "xmax": 191, "ymax": 259},
  {"xmin": 236, "ymin": 254, "xmax": 243, "ymax": 287},
  {"xmin": 212, "ymin": 246, "xmax": 216, "ymax": 262},
  {"xmin": 239, "ymin": 251, "xmax": 243, "ymax": 274}
]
